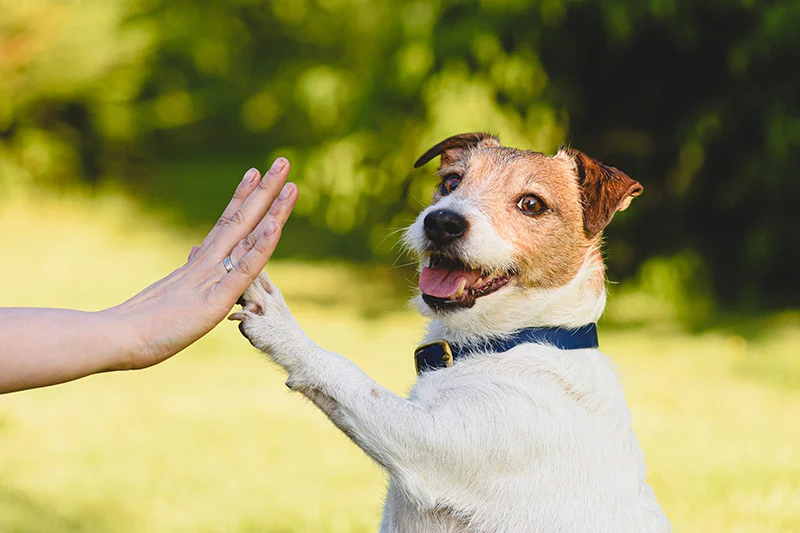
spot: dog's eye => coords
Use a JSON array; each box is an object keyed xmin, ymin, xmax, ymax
[
  {"xmin": 517, "ymin": 194, "xmax": 547, "ymax": 215},
  {"xmin": 440, "ymin": 174, "xmax": 461, "ymax": 195}
]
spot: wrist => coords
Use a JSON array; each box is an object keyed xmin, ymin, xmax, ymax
[{"xmin": 99, "ymin": 304, "xmax": 156, "ymax": 371}]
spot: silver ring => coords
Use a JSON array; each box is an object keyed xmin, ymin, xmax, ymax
[{"xmin": 223, "ymin": 256, "xmax": 234, "ymax": 273}]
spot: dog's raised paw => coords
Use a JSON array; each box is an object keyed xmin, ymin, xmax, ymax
[
  {"xmin": 228, "ymin": 272, "xmax": 297, "ymax": 353},
  {"xmin": 231, "ymin": 274, "xmax": 275, "ymax": 316}
]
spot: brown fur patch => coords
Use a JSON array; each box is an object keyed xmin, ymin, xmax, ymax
[
  {"xmin": 415, "ymin": 132, "xmax": 500, "ymax": 168},
  {"xmin": 419, "ymin": 137, "xmax": 641, "ymax": 291},
  {"xmin": 434, "ymin": 148, "xmax": 593, "ymax": 289},
  {"xmin": 564, "ymin": 148, "xmax": 643, "ymax": 237}
]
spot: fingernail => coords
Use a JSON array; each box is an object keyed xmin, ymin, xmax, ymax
[
  {"xmin": 270, "ymin": 157, "xmax": 286, "ymax": 172},
  {"xmin": 278, "ymin": 183, "xmax": 292, "ymax": 199},
  {"xmin": 243, "ymin": 168, "xmax": 258, "ymax": 183},
  {"xmin": 265, "ymin": 221, "xmax": 279, "ymax": 235}
]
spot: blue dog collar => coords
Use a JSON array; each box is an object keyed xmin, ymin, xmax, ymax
[{"xmin": 414, "ymin": 324, "xmax": 599, "ymax": 374}]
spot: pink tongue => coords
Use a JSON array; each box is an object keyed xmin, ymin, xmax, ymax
[{"xmin": 419, "ymin": 266, "xmax": 482, "ymax": 298}]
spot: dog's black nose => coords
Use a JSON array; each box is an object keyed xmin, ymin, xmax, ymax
[{"xmin": 423, "ymin": 209, "xmax": 468, "ymax": 246}]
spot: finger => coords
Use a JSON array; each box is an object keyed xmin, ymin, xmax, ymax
[
  {"xmin": 207, "ymin": 157, "xmax": 290, "ymax": 260},
  {"xmin": 216, "ymin": 216, "xmax": 287, "ymax": 301},
  {"xmin": 266, "ymin": 183, "xmax": 298, "ymax": 226},
  {"xmin": 199, "ymin": 168, "xmax": 262, "ymax": 250},
  {"xmin": 215, "ymin": 184, "xmax": 297, "ymax": 282},
  {"xmin": 209, "ymin": 183, "xmax": 299, "ymax": 282},
  {"xmin": 227, "ymin": 182, "xmax": 298, "ymax": 265}
]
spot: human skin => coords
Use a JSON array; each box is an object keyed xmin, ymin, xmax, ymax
[{"xmin": 0, "ymin": 158, "xmax": 298, "ymax": 394}]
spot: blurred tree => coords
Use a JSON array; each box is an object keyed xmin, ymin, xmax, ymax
[
  {"xmin": 0, "ymin": 0, "xmax": 154, "ymax": 187},
  {"xmin": 535, "ymin": 0, "xmax": 800, "ymax": 309},
  {"xmin": 0, "ymin": 0, "xmax": 797, "ymax": 310}
]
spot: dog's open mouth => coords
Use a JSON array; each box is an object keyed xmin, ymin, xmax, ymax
[{"xmin": 419, "ymin": 254, "xmax": 514, "ymax": 311}]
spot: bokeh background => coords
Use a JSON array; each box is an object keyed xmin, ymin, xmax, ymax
[{"xmin": 1, "ymin": 0, "xmax": 799, "ymax": 531}]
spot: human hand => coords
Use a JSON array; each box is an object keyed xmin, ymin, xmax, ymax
[{"xmin": 107, "ymin": 158, "xmax": 298, "ymax": 370}]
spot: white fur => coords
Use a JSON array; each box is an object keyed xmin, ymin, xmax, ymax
[
  {"xmin": 417, "ymin": 254, "xmax": 608, "ymax": 344},
  {"xmin": 235, "ymin": 274, "xmax": 670, "ymax": 532},
  {"xmin": 234, "ymin": 191, "xmax": 670, "ymax": 532},
  {"xmin": 403, "ymin": 195, "xmax": 516, "ymax": 277},
  {"xmin": 402, "ymin": 196, "xmax": 607, "ymax": 341}
]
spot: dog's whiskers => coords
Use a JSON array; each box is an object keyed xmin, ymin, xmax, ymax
[{"xmin": 389, "ymin": 260, "xmax": 418, "ymax": 270}]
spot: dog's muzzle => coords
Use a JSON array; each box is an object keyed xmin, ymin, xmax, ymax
[{"xmin": 423, "ymin": 209, "xmax": 468, "ymax": 247}]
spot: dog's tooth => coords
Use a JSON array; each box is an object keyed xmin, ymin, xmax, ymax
[
  {"xmin": 476, "ymin": 277, "xmax": 483, "ymax": 285},
  {"xmin": 456, "ymin": 279, "xmax": 467, "ymax": 297}
]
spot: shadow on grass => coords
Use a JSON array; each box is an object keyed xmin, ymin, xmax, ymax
[
  {"xmin": 602, "ymin": 307, "xmax": 800, "ymax": 391},
  {"xmin": 713, "ymin": 311, "xmax": 800, "ymax": 391}
]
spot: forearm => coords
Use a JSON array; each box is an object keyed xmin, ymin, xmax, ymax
[
  {"xmin": 0, "ymin": 162, "xmax": 296, "ymax": 395},
  {"xmin": 0, "ymin": 307, "xmax": 140, "ymax": 394}
]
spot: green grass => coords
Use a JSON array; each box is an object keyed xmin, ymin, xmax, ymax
[{"xmin": 1, "ymin": 193, "xmax": 798, "ymax": 532}]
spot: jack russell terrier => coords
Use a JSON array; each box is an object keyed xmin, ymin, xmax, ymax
[{"xmin": 231, "ymin": 133, "xmax": 671, "ymax": 532}]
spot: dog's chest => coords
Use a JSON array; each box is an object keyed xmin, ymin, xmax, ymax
[{"xmin": 380, "ymin": 346, "xmax": 667, "ymax": 532}]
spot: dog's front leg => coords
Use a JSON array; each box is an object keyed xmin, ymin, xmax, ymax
[{"xmin": 232, "ymin": 274, "xmax": 479, "ymax": 508}]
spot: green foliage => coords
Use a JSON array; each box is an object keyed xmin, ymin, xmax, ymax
[
  {"xmin": 1, "ymin": 0, "xmax": 798, "ymax": 310},
  {"xmin": 0, "ymin": 0, "xmax": 154, "ymax": 187},
  {"xmin": 605, "ymin": 250, "xmax": 715, "ymax": 327}
]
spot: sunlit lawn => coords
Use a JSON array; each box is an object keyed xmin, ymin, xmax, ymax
[{"xmin": 1, "ymin": 193, "xmax": 798, "ymax": 532}]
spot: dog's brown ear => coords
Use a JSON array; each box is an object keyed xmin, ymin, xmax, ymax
[
  {"xmin": 414, "ymin": 132, "xmax": 500, "ymax": 168},
  {"xmin": 563, "ymin": 148, "xmax": 643, "ymax": 236}
]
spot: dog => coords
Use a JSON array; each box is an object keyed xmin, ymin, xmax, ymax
[{"xmin": 231, "ymin": 133, "xmax": 671, "ymax": 532}]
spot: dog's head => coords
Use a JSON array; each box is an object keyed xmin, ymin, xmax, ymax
[{"xmin": 404, "ymin": 132, "xmax": 642, "ymax": 336}]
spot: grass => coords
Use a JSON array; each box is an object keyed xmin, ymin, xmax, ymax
[{"xmin": 1, "ymin": 192, "xmax": 798, "ymax": 532}]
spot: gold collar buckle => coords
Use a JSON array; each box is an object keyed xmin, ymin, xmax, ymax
[{"xmin": 414, "ymin": 340, "xmax": 453, "ymax": 375}]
